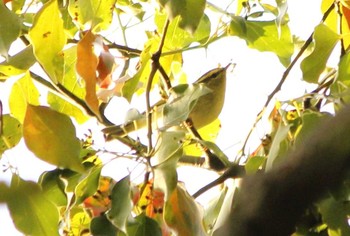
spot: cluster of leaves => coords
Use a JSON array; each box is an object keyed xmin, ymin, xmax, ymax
[{"xmin": 1, "ymin": 0, "xmax": 350, "ymax": 235}]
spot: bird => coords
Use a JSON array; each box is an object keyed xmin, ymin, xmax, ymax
[{"xmin": 102, "ymin": 64, "xmax": 231, "ymax": 139}]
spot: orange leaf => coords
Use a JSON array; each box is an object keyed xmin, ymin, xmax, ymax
[{"xmin": 76, "ymin": 30, "xmax": 101, "ymax": 118}]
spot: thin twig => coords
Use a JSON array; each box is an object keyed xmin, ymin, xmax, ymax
[
  {"xmin": 145, "ymin": 19, "xmax": 171, "ymax": 155},
  {"xmin": 238, "ymin": 2, "xmax": 336, "ymax": 158}
]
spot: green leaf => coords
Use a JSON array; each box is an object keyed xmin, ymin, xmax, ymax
[
  {"xmin": 155, "ymin": 11, "xmax": 211, "ymax": 50},
  {"xmin": 9, "ymin": 72, "xmax": 40, "ymax": 123},
  {"xmin": 91, "ymin": 214, "xmax": 119, "ymax": 236},
  {"xmin": 107, "ymin": 175, "xmax": 133, "ymax": 232},
  {"xmin": 0, "ymin": 115, "xmax": 22, "ymax": 155},
  {"xmin": 318, "ymin": 196, "xmax": 350, "ymax": 236},
  {"xmin": 7, "ymin": 175, "xmax": 59, "ymax": 236},
  {"xmin": 29, "ymin": 0, "xmax": 66, "ymax": 83},
  {"xmin": 0, "ymin": 46, "xmax": 36, "ymax": 77},
  {"xmin": 157, "ymin": 0, "xmax": 206, "ymax": 33},
  {"xmin": 301, "ymin": 23, "xmax": 339, "ymax": 83},
  {"xmin": 68, "ymin": 0, "xmax": 117, "ymax": 32},
  {"xmin": 38, "ymin": 169, "xmax": 68, "ymax": 206},
  {"xmin": 0, "ymin": 2, "xmax": 21, "ymax": 59},
  {"xmin": 74, "ymin": 165, "xmax": 102, "ymax": 205},
  {"xmin": 295, "ymin": 111, "xmax": 331, "ymax": 147},
  {"xmin": 0, "ymin": 182, "xmax": 10, "ymax": 202},
  {"xmin": 228, "ymin": 16, "xmax": 294, "ymax": 66},
  {"xmin": 245, "ymin": 156, "xmax": 266, "ymax": 174},
  {"xmin": 127, "ymin": 213, "xmax": 162, "ymax": 236},
  {"xmin": 23, "ymin": 105, "xmax": 84, "ymax": 172},
  {"xmin": 164, "ymin": 185, "xmax": 206, "ymax": 235},
  {"xmin": 265, "ymin": 123, "xmax": 291, "ymax": 171},
  {"xmin": 153, "ymin": 131, "xmax": 184, "ymax": 198},
  {"xmin": 203, "ymin": 186, "xmax": 228, "ymax": 232},
  {"xmin": 11, "ymin": 0, "xmax": 26, "ymax": 13}
]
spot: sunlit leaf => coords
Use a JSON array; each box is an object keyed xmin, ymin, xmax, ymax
[
  {"xmin": 0, "ymin": 114, "xmax": 22, "ymax": 155},
  {"xmin": 0, "ymin": 2, "xmax": 21, "ymax": 59},
  {"xmin": 127, "ymin": 213, "xmax": 162, "ymax": 236},
  {"xmin": 157, "ymin": 0, "xmax": 205, "ymax": 33},
  {"xmin": 7, "ymin": 175, "xmax": 59, "ymax": 236},
  {"xmin": 228, "ymin": 16, "xmax": 294, "ymax": 66},
  {"xmin": 68, "ymin": 0, "xmax": 117, "ymax": 31},
  {"xmin": 76, "ymin": 30, "xmax": 101, "ymax": 118},
  {"xmin": 23, "ymin": 105, "xmax": 84, "ymax": 172},
  {"xmin": 9, "ymin": 72, "xmax": 40, "ymax": 123},
  {"xmin": 107, "ymin": 175, "xmax": 133, "ymax": 232},
  {"xmin": 300, "ymin": 23, "xmax": 339, "ymax": 83},
  {"xmin": 164, "ymin": 184, "xmax": 206, "ymax": 236},
  {"xmin": 0, "ymin": 46, "xmax": 36, "ymax": 77},
  {"xmin": 66, "ymin": 207, "xmax": 91, "ymax": 235},
  {"xmin": 155, "ymin": 11, "xmax": 211, "ymax": 50},
  {"xmin": 74, "ymin": 165, "xmax": 102, "ymax": 205},
  {"xmin": 29, "ymin": 0, "xmax": 66, "ymax": 83}
]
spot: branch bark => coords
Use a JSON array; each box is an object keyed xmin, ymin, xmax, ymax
[{"xmin": 216, "ymin": 105, "xmax": 350, "ymax": 236}]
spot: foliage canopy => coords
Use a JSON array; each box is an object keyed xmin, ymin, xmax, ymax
[{"xmin": 1, "ymin": 0, "xmax": 350, "ymax": 235}]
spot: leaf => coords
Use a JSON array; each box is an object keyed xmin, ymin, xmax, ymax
[
  {"xmin": 157, "ymin": 0, "xmax": 205, "ymax": 33},
  {"xmin": 265, "ymin": 123, "xmax": 291, "ymax": 171},
  {"xmin": 164, "ymin": 185, "xmax": 206, "ymax": 236},
  {"xmin": 295, "ymin": 111, "xmax": 331, "ymax": 147},
  {"xmin": 38, "ymin": 169, "xmax": 68, "ymax": 206},
  {"xmin": 0, "ymin": 2, "xmax": 21, "ymax": 59},
  {"xmin": 155, "ymin": 11, "xmax": 211, "ymax": 50},
  {"xmin": 300, "ymin": 23, "xmax": 339, "ymax": 83},
  {"xmin": 228, "ymin": 16, "xmax": 294, "ymax": 66},
  {"xmin": 74, "ymin": 165, "xmax": 102, "ymax": 205},
  {"xmin": 0, "ymin": 46, "xmax": 36, "ymax": 77},
  {"xmin": 318, "ymin": 196, "xmax": 350, "ymax": 236},
  {"xmin": 245, "ymin": 156, "xmax": 266, "ymax": 174},
  {"xmin": 7, "ymin": 175, "xmax": 59, "ymax": 236},
  {"xmin": 153, "ymin": 131, "xmax": 184, "ymax": 199},
  {"xmin": 23, "ymin": 105, "xmax": 84, "ymax": 172},
  {"xmin": 127, "ymin": 213, "xmax": 162, "ymax": 236},
  {"xmin": 76, "ymin": 30, "xmax": 101, "ymax": 118},
  {"xmin": 106, "ymin": 175, "xmax": 133, "ymax": 232},
  {"xmin": 68, "ymin": 0, "xmax": 117, "ymax": 31},
  {"xmin": 0, "ymin": 114, "xmax": 22, "ymax": 155},
  {"xmin": 29, "ymin": 0, "xmax": 66, "ymax": 83},
  {"xmin": 47, "ymin": 45, "xmax": 89, "ymax": 124},
  {"xmin": 9, "ymin": 72, "xmax": 40, "ymax": 123},
  {"xmin": 203, "ymin": 186, "xmax": 228, "ymax": 233},
  {"xmin": 91, "ymin": 214, "xmax": 119, "ymax": 236}
]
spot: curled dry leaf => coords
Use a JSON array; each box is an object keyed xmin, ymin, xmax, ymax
[{"xmin": 76, "ymin": 31, "xmax": 120, "ymax": 117}]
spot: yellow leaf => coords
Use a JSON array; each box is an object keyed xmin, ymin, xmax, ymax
[
  {"xmin": 29, "ymin": 0, "xmax": 66, "ymax": 83},
  {"xmin": 23, "ymin": 105, "xmax": 84, "ymax": 172}
]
